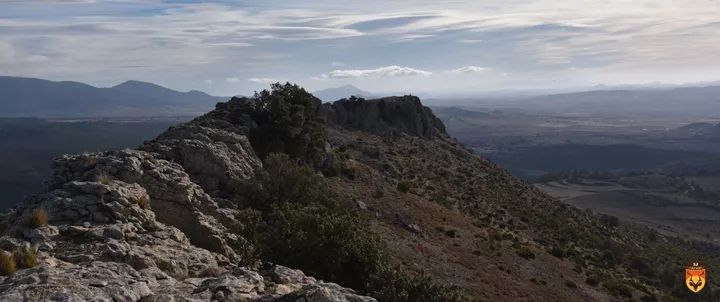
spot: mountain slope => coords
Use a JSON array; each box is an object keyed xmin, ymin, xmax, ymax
[
  {"xmin": 0, "ymin": 84, "xmax": 718, "ymax": 301},
  {"xmin": 0, "ymin": 76, "xmax": 219, "ymax": 117},
  {"xmin": 321, "ymin": 97, "xmax": 720, "ymax": 301}
]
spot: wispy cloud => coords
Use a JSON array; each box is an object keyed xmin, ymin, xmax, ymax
[
  {"xmin": 449, "ymin": 66, "xmax": 488, "ymax": 74},
  {"xmin": 323, "ymin": 65, "xmax": 432, "ymax": 78},
  {"xmin": 247, "ymin": 77, "xmax": 280, "ymax": 84}
]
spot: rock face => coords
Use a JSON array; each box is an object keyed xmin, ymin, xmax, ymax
[
  {"xmin": 322, "ymin": 96, "xmax": 446, "ymax": 138},
  {"xmin": 0, "ymin": 102, "xmax": 375, "ymax": 301}
]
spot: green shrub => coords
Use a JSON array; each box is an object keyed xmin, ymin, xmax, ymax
[
  {"xmin": 599, "ymin": 214, "xmax": 620, "ymax": 228},
  {"xmin": 397, "ymin": 181, "xmax": 411, "ymax": 193},
  {"xmin": 259, "ymin": 202, "xmax": 383, "ymax": 290},
  {"xmin": 602, "ymin": 280, "xmax": 633, "ymax": 298},
  {"xmin": 515, "ymin": 246, "xmax": 536, "ymax": 259},
  {"xmin": 0, "ymin": 251, "xmax": 15, "ymax": 276},
  {"xmin": 247, "ymin": 83, "xmax": 326, "ymax": 166},
  {"xmin": 444, "ymin": 228, "xmax": 458, "ymax": 238},
  {"xmin": 585, "ymin": 276, "xmax": 600, "ymax": 287},
  {"xmin": 243, "ymin": 153, "xmax": 332, "ymax": 212},
  {"xmin": 367, "ymin": 267, "xmax": 476, "ymax": 302},
  {"xmin": 372, "ymin": 188, "xmax": 384, "ymax": 198},
  {"xmin": 26, "ymin": 209, "xmax": 48, "ymax": 228}
]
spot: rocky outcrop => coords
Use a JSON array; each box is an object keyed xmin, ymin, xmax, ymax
[
  {"xmin": 0, "ymin": 91, "xmax": 461, "ymax": 301},
  {"xmin": 141, "ymin": 118, "xmax": 261, "ymax": 197},
  {"xmin": 0, "ymin": 132, "xmax": 374, "ymax": 301},
  {"xmin": 321, "ymin": 96, "xmax": 446, "ymax": 138}
]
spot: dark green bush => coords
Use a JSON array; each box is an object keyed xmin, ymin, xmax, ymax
[
  {"xmin": 246, "ymin": 83, "xmax": 326, "ymax": 166},
  {"xmin": 241, "ymin": 153, "xmax": 332, "ymax": 212},
  {"xmin": 259, "ymin": 202, "xmax": 383, "ymax": 290},
  {"xmin": 397, "ymin": 181, "xmax": 411, "ymax": 193},
  {"xmin": 585, "ymin": 276, "xmax": 600, "ymax": 287},
  {"xmin": 602, "ymin": 280, "xmax": 633, "ymax": 298},
  {"xmin": 515, "ymin": 246, "xmax": 536, "ymax": 259},
  {"xmin": 367, "ymin": 267, "xmax": 477, "ymax": 302}
]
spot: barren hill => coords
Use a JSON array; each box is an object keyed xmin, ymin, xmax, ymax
[{"xmin": 0, "ymin": 84, "xmax": 718, "ymax": 301}]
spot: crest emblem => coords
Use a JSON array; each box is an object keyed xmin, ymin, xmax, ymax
[{"xmin": 685, "ymin": 262, "xmax": 706, "ymax": 293}]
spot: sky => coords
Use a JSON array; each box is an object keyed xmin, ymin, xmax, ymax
[{"xmin": 0, "ymin": 0, "xmax": 719, "ymax": 96}]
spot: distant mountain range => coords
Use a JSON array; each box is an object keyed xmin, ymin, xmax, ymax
[
  {"xmin": 3, "ymin": 75, "xmax": 720, "ymax": 118},
  {"xmin": 312, "ymin": 85, "xmax": 375, "ymax": 102},
  {"xmin": 437, "ymin": 85, "xmax": 720, "ymax": 117},
  {"xmin": 521, "ymin": 86, "xmax": 720, "ymax": 116},
  {"xmin": 0, "ymin": 76, "xmax": 225, "ymax": 117}
]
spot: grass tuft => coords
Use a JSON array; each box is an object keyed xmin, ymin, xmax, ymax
[
  {"xmin": 0, "ymin": 251, "xmax": 15, "ymax": 276},
  {"xmin": 26, "ymin": 208, "xmax": 48, "ymax": 229},
  {"xmin": 13, "ymin": 243, "xmax": 38, "ymax": 269}
]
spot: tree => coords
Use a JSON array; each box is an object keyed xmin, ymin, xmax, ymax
[{"xmin": 247, "ymin": 83, "xmax": 326, "ymax": 166}]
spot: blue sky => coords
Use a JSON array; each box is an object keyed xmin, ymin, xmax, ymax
[{"xmin": 0, "ymin": 0, "xmax": 719, "ymax": 96}]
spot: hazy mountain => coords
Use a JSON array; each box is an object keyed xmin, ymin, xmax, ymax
[
  {"xmin": 517, "ymin": 86, "xmax": 720, "ymax": 116},
  {"xmin": 112, "ymin": 80, "xmax": 224, "ymax": 107},
  {"xmin": 312, "ymin": 84, "xmax": 375, "ymax": 102},
  {"xmin": 0, "ymin": 76, "xmax": 222, "ymax": 117}
]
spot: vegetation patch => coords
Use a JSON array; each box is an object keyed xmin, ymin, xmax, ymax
[
  {"xmin": 13, "ymin": 243, "xmax": 38, "ymax": 269},
  {"xmin": 26, "ymin": 208, "xmax": 48, "ymax": 229},
  {"xmin": 233, "ymin": 152, "xmax": 475, "ymax": 302},
  {"xmin": 0, "ymin": 251, "xmax": 15, "ymax": 276},
  {"xmin": 397, "ymin": 181, "xmax": 412, "ymax": 193}
]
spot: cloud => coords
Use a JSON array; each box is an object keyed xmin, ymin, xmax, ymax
[
  {"xmin": 0, "ymin": 42, "xmax": 16, "ymax": 64},
  {"xmin": 449, "ymin": 66, "xmax": 487, "ymax": 73},
  {"xmin": 324, "ymin": 65, "xmax": 432, "ymax": 78},
  {"xmin": 2, "ymin": 0, "xmax": 720, "ymax": 94},
  {"xmin": 331, "ymin": 61, "xmax": 344, "ymax": 66},
  {"xmin": 247, "ymin": 77, "xmax": 280, "ymax": 84},
  {"xmin": 204, "ymin": 79, "xmax": 213, "ymax": 84}
]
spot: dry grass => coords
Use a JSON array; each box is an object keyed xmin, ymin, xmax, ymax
[
  {"xmin": 135, "ymin": 195, "xmax": 150, "ymax": 209},
  {"xmin": 0, "ymin": 251, "xmax": 16, "ymax": 276},
  {"xmin": 26, "ymin": 208, "xmax": 48, "ymax": 229},
  {"xmin": 98, "ymin": 173, "xmax": 113, "ymax": 185},
  {"xmin": 13, "ymin": 243, "xmax": 38, "ymax": 269}
]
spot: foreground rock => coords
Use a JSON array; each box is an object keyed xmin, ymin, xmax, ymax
[{"xmin": 0, "ymin": 144, "xmax": 374, "ymax": 300}]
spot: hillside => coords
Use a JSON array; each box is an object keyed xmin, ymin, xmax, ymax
[
  {"xmin": 0, "ymin": 76, "xmax": 222, "ymax": 117},
  {"xmin": 0, "ymin": 84, "xmax": 718, "ymax": 301}
]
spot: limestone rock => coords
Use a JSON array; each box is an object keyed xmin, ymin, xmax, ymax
[
  {"xmin": 322, "ymin": 96, "xmax": 446, "ymax": 138},
  {"xmin": 0, "ymin": 135, "xmax": 373, "ymax": 302}
]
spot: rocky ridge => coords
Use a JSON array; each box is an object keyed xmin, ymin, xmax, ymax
[
  {"xmin": 1, "ymin": 84, "xmax": 718, "ymax": 302},
  {"xmin": 0, "ymin": 95, "xmax": 376, "ymax": 301}
]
